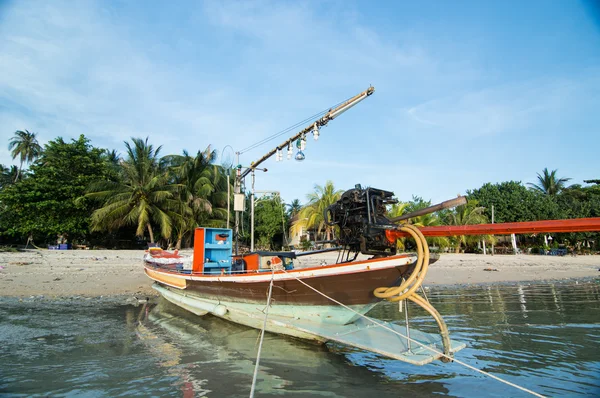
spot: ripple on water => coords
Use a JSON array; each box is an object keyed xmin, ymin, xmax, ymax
[{"xmin": 0, "ymin": 283, "xmax": 599, "ymax": 397}]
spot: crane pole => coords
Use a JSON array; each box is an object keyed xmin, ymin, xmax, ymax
[
  {"xmin": 233, "ymin": 86, "xmax": 375, "ymax": 254},
  {"xmin": 238, "ymin": 86, "xmax": 375, "ymax": 181}
]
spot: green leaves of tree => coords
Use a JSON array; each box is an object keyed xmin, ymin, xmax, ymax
[{"xmin": 0, "ymin": 135, "xmax": 110, "ymax": 241}]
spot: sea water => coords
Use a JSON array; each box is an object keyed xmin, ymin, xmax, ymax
[{"xmin": 0, "ymin": 281, "xmax": 598, "ymax": 397}]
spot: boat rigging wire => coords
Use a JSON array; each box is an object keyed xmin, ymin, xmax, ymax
[
  {"xmin": 249, "ymin": 270, "xmax": 275, "ymax": 398},
  {"xmin": 238, "ymin": 95, "xmax": 355, "ymax": 155},
  {"xmin": 280, "ymin": 225, "xmax": 546, "ymax": 398}
]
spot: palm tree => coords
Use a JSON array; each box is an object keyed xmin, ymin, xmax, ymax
[
  {"xmin": 85, "ymin": 137, "xmax": 179, "ymax": 243},
  {"xmin": 528, "ymin": 168, "xmax": 571, "ymax": 195},
  {"xmin": 287, "ymin": 199, "xmax": 302, "ymax": 218},
  {"xmin": 8, "ymin": 130, "xmax": 42, "ymax": 182},
  {"xmin": 0, "ymin": 164, "xmax": 19, "ymax": 189},
  {"xmin": 166, "ymin": 146, "xmax": 231, "ymax": 248},
  {"xmin": 294, "ymin": 181, "xmax": 343, "ymax": 242},
  {"xmin": 445, "ymin": 201, "xmax": 489, "ymax": 253},
  {"xmin": 387, "ymin": 202, "xmax": 409, "ymax": 219},
  {"xmin": 387, "ymin": 202, "xmax": 450, "ymax": 250}
]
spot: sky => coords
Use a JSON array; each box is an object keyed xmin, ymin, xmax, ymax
[{"xmin": 1, "ymin": 0, "xmax": 599, "ymax": 205}]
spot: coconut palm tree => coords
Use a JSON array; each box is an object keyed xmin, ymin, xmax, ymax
[
  {"xmin": 0, "ymin": 164, "xmax": 19, "ymax": 189},
  {"xmin": 445, "ymin": 201, "xmax": 489, "ymax": 253},
  {"xmin": 166, "ymin": 147, "xmax": 232, "ymax": 248},
  {"xmin": 528, "ymin": 168, "xmax": 571, "ymax": 196},
  {"xmin": 85, "ymin": 137, "xmax": 180, "ymax": 243},
  {"xmin": 294, "ymin": 181, "xmax": 343, "ymax": 242},
  {"xmin": 387, "ymin": 201, "xmax": 450, "ymax": 251},
  {"xmin": 287, "ymin": 199, "xmax": 302, "ymax": 218},
  {"xmin": 387, "ymin": 202, "xmax": 409, "ymax": 219},
  {"xmin": 101, "ymin": 149, "xmax": 121, "ymax": 181},
  {"xmin": 8, "ymin": 130, "xmax": 42, "ymax": 182}
]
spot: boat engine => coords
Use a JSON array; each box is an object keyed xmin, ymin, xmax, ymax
[{"xmin": 325, "ymin": 185, "xmax": 399, "ymax": 256}]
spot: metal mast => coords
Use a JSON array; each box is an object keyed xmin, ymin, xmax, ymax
[{"xmin": 234, "ymin": 86, "xmax": 375, "ymax": 253}]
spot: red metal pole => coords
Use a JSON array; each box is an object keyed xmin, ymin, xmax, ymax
[{"xmin": 385, "ymin": 217, "xmax": 600, "ymax": 241}]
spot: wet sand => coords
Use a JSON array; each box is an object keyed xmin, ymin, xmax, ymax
[{"xmin": 0, "ymin": 249, "xmax": 598, "ymax": 298}]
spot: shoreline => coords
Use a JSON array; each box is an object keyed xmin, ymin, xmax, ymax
[{"xmin": 0, "ymin": 249, "xmax": 598, "ymax": 299}]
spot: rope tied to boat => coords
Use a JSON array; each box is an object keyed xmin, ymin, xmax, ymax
[
  {"xmin": 280, "ymin": 268, "xmax": 546, "ymax": 398},
  {"xmin": 249, "ymin": 269, "xmax": 275, "ymax": 398},
  {"xmin": 374, "ymin": 223, "xmax": 451, "ymax": 360}
]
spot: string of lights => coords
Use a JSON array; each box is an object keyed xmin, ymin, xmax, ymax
[{"xmin": 237, "ymin": 95, "xmax": 354, "ymax": 155}]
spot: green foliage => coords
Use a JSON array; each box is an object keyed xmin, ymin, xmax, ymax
[
  {"xmin": 0, "ymin": 135, "xmax": 110, "ymax": 242},
  {"xmin": 295, "ymin": 181, "xmax": 343, "ymax": 242},
  {"xmin": 300, "ymin": 238, "xmax": 313, "ymax": 251},
  {"xmin": 467, "ymin": 181, "xmax": 561, "ymax": 222},
  {"xmin": 387, "ymin": 202, "xmax": 408, "ymax": 219},
  {"xmin": 0, "ymin": 165, "xmax": 19, "ymax": 189},
  {"xmin": 2, "ymin": 128, "xmax": 597, "ymax": 254},
  {"xmin": 254, "ymin": 195, "xmax": 288, "ymax": 249},
  {"xmin": 445, "ymin": 200, "xmax": 491, "ymax": 253},
  {"xmin": 553, "ymin": 182, "xmax": 600, "ymax": 246},
  {"xmin": 468, "ymin": 178, "xmax": 600, "ymax": 251},
  {"xmin": 405, "ymin": 195, "xmax": 430, "ymax": 214},
  {"xmin": 287, "ymin": 199, "xmax": 302, "ymax": 218},
  {"xmin": 165, "ymin": 147, "xmax": 220, "ymax": 247},
  {"xmin": 85, "ymin": 137, "xmax": 180, "ymax": 243}
]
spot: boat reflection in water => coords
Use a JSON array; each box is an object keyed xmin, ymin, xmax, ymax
[
  {"xmin": 136, "ymin": 299, "xmax": 452, "ymax": 397},
  {"xmin": 1, "ymin": 282, "xmax": 598, "ymax": 397}
]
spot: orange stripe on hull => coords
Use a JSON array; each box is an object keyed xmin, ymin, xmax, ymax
[{"xmin": 145, "ymin": 268, "xmax": 187, "ymax": 289}]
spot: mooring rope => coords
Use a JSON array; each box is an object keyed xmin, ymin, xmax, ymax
[
  {"xmin": 280, "ymin": 268, "xmax": 546, "ymax": 398},
  {"xmin": 249, "ymin": 270, "xmax": 275, "ymax": 398}
]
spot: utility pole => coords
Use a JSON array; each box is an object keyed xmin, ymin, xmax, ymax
[
  {"xmin": 491, "ymin": 204, "xmax": 495, "ymax": 256},
  {"xmin": 250, "ymin": 170, "xmax": 255, "ymax": 252}
]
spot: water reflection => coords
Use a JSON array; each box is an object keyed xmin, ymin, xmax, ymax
[
  {"xmin": 365, "ymin": 281, "xmax": 600, "ymax": 396},
  {"xmin": 0, "ymin": 281, "xmax": 598, "ymax": 397},
  {"xmin": 137, "ymin": 299, "xmax": 450, "ymax": 397}
]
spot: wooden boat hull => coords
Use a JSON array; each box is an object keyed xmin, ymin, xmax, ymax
[
  {"xmin": 144, "ymin": 249, "xmax": 467, "ymax": 365},
  {"xmin": 145, "ymin": 254, "xmax": 415, "ymax": 325}
]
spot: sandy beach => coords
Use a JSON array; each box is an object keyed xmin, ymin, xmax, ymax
[{"xmin": 0, "ymin": 249, "xmax": 598, "ymax": 298}]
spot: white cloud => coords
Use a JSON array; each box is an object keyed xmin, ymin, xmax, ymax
[
  {"xmin": 0, "ymin": 0, "xmax": 598, "ymax": 204},
  {"xmin": 398, "ymin": 71, "xmax": 600, "ymax": 139}
]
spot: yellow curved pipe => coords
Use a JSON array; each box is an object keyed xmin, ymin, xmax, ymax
[
  {"xmin": 409, "ymin": 294, "xmax": 451, "ymax": 360},
  {"xmin": 373, "ymin": 223, "xmax": 450, "ymax": 359},
  {"xmin": 373, "ymin": 224, "xmax": 428, "ymax": 300}
]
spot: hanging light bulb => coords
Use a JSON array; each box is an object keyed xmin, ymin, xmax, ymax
[
  {"xmin": 295, "ymin": 150, "xmax": 305, "ymax": 161},
  {"xmin": 287, "ymin": 143, "xmax": 293, "ymax": 160},
  {"xmin": 300, "ymin": 134, "xmax": 306, "ymax": 151},
  {"xmin": 312, "ymin": 122, "xmax": 319, "ymax": 141},
  {"xmin": 276, "ymin": 149, "xmax": 282, "ymax": 161}
]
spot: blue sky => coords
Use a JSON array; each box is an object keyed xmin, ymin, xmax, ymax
[{"xmin": 1, "ymin": 0, "xmax": 599, "ymax": 204}]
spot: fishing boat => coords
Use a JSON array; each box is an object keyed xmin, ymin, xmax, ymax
[
  {"xmin": 143, "ymin": 86, "xmax": 600, "ymax": 367},
  {"xmin": 143, "ymin": 226, "xmax": 464, "ymax": 365}
]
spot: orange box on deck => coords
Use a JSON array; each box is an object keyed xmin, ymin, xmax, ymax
[{"xmin": 233, "ymin": 253, "xmax": 259, "ymax": 272}]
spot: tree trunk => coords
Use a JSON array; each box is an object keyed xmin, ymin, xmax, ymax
[
  {"xmin": 14, "ymin": 161, "xmax": 22, "ymax": 183},
  {"xmin": 146, "ymin": 223, "xmax": 155, "ymax": 243},
  {"xmin": 454, "ymin": 241, "xmax": 461, "ymax": 254},
  {"xmin": 176, "ymin": 237, "xmax": 182, "ymax": 250}
]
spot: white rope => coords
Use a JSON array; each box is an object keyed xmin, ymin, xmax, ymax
[
  {"xmin": 281, "ymin": 269, "xmax": 545, "ymax": 398},
  {"xmin": 249, "ymin": 271, "xmax": 275, "ymax": 397}
]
